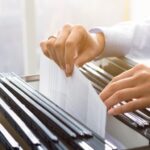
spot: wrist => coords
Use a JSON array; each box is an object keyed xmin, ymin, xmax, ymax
[
  {"xmin": 90, "ymin": 32, "xmax": 105, "ymax": 60},
  {"xmin": 96, "ymin": 32, "xmax": 105, "ymax": 54}
]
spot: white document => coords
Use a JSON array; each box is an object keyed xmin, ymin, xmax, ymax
[{"xmin": 40, "ymin": 58, "xmax": 106, "ymax": 138}]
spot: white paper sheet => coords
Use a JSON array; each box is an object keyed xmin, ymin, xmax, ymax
[{"xmin": 40, "ymin": 58, "xmax": 106, "ymax": 138}]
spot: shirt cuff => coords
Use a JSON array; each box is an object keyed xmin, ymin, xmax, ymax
[{"xmin": 90, "ymin": 26, "xmax": 131, "ymax": 58}]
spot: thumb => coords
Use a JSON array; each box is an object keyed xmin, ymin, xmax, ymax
[{"xmin": 75, "ymin": 50, "xmax": 95, "ymax": 67}]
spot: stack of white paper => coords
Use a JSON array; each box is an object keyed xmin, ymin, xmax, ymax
[{"xmin": 40, "ymin": 57, "xmax": 106, "ymax": 138}]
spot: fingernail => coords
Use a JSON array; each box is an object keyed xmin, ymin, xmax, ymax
[
  {"xmin": 108, "ymin": 109, "xmax": 115, "ymax": 115},
  {"xmin": 65, "ymin": 64, "xmax": 71, "ymax": 76},
  {"xmin": 66, "ymin": 64, "xmax": 70, "ymax": 72}
]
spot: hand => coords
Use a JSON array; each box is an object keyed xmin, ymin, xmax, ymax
[
  {"xmin": 100, "ymin": 64, "xmax": 150, "ymax": 115},
  {"xmin": 40, "ymin": 24, "xmax": 105, "ymax": 76}
]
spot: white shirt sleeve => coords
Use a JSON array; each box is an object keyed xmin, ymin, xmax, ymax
[{"xmin": 90, "ymin": 19, "xmax": 150, "ymax": 58}]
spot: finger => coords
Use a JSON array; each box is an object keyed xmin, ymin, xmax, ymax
[
  {"xmin": 47, "ymin": 36, "xmax": 59, "ymax": 65},
  {"xmin": 104, "ymin": 87, "xmax": 142, "ymax": 110},
  {"xmin": 54, "ymin": 24, "xmax": 72, "ymax": 69},
  {"xmin": 75, "ymin": 48, "xmax": 97, "ymax": 67},
  {"xmin": 40, "ymin": 40, "xmax": 50, "ymax": 58},
  {"xmin": 100, "ymin": 76, "xmax": 135, "ymax": 101},
  {"xmin": 108, "ymin": 97, "xmax": 150, "ymax": 115},
  {"xmin": 65, "ymin": 26, "xmax": 86, "ymax": 76},
  {"xmin": 110, "ymin": 67, "xmax": 138, "ymax": 83},
  {"xmin": 110, "ymin": 64, "xmax": 147, "ymax": 84}
]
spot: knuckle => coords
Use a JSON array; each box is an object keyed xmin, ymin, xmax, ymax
[
  {"xmin": 134, "ymin": 64, "xmax": 146, "ymax": 70},
  {"xmin": 135, "ymin": 70, "xmax": 149, "ymax": 80},
  {"xmin": 40, "ymin": 41, "xmax": 45, "ymax": 48},
  {"xmin": 65, "ymin": 39, "xmax": 74, "ymax": 48},
  {"xmin": 75, "ymin": 24, "xmax": 84, "ymax": 29},
  {"xmin": 40, "ymin": 41, "xmax": 47, "ymax": 50},
  {"xmin": 54, "ymin": 41, "xmax": 64, "ymax": 50},
  {"xmin": 133, "ymin": 101, "xmax": 140, "ymax": 110},
  {"xmin": 111, "ymin": 77, "xmax": 117, "ymax": 82},
  {"xmin": 47, "ymin": 40, "xmax": 54, "ymax": 48},
  {"xmin": 140, "ymin": 71, "xmax": 149, "ymax": 78},
  {"xmin": 133, "ymin": 73, "xmax": 140, "ymax": 81},
  {"xmin": 109, "ymin": 83, "xmax": 118, "ymax": 92},
  {"xmin": 129, "ymin": 76, "xmax": 137, "ymax": 86},
  {"xmin": 63, "ymin": 24, "xmax": 72, "ymax": 30},
  {"xmin": 73, "ymin": 25, "xmax": 86, "ymax": 34},
  {"xmin": 118, "ymin": 106, "xmax": 124, "ymax": 114},
  {"xmin": 99, "ymin": 92, "xmax": 104, "ymax": 100},
  {"xmin": 114, "ymin": 91, "xmax": 124, "ymax": 101}
]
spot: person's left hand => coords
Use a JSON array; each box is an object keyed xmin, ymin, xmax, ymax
[{"xmin": 100, "ymin": 64, "xmax": 150, "ymax": 115}]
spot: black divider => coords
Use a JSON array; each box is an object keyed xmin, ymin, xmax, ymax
[
  {"xmin": 0, "ymin": 98, "xmax": 42, "ymax": 150},
  {"xmin": 0, "ymin": 123, "xmax": 22, "ymax": 150}
]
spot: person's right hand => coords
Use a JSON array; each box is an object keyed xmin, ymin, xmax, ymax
[{"xmin": 40, "ymin": 24, "xmax": 105, "ymax": 76}]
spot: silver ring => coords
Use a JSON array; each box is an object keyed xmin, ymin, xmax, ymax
[{"xmin": 48, "ymin": 35, "xmax": 56, "ymax": 40}]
